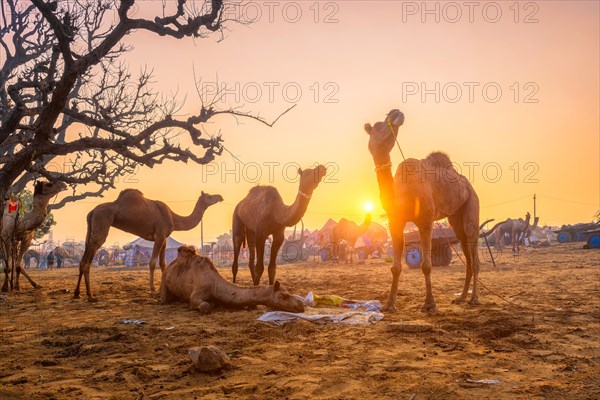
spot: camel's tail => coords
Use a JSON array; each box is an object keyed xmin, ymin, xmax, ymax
[{"xmin": 232, "ymin": 205, "xmax": 247, "ymax": 250}]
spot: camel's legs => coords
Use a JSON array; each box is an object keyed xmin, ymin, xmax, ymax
[
  {"xmin": 1, "ymin": 251, "xmax": 12, "ymax": 292},
  {"xmin": 268, "ymin": 231, "xmax": 285, "ymax": 286},
  {"xmin": 153, "ymin": 240, "xmax": 167, "ymax": 296},
  {"xmin": 385, "ymin": 219, "xmax": 406, "ymax": 312},
  {"xmin": 149, "ymin": 238, "xmax": 166, "ymax": 296},
  {"xmin": 15, "ymin": 235, "xmax": 41, "ymax": 290},
  {"xmin": 75, "ymin": 245, "xmax": 100, "ymax": 300},
  {"xmin": 465, "ymin": 224, "xmax": 481, "ymax": 305},
  {"xmin": 159, "ymin": 241, "xmax": 167, "ymax": 272},
  {"xmin": 246, "ymin": 230, "xmax": 257, "ymax": 284},
  {"xmin": 74, "ymin": 210, "xmax": 111, "ymax": 300},
  {"xmin": 253, "ymin": 233, "xmax": 267, "ymax": 286},
  {"xmin": 450, "ymin": 209, "xmax": 481, "ymax": 305},
  {"xmin": 449, "ymin": 214, "xmax": 472, "ymax": 304},
  {"xmin": 417, "ymin": 223, "xmax": 437, "ymax": 313},
  {"xmin": 231, "ymin": 215, "xmax": 245, "ymax": 283},
  {"xmin": 159, "ymin": 279, "xmax": 177, "ymax": 305},
  {"xmin": 231, "ymin": 242, "xmax": 241, "ymax": 283},
  {"xmin": 190, "ymin": 292, "xmax": 213, "ymax": 314},
  {"xmin": 1, "ymin": 263, "xmax": 8, "ymax": 292},
  {"xmin": 231, "ymin": 207, "xmax": 247, "ymax": 283}
]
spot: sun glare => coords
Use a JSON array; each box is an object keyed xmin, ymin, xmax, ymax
[{"xmin": 364, "ymin": 202, "xmax": 374, "ymax": 213}]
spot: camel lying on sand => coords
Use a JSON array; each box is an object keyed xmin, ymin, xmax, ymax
[
  {"xmin": 232, "ymin": 165, "xmax": 326, "ymax": 285},
  {"xmin": 365, "ymin": 109, "xmax": 482, "ymax": 312},
  {"xmin": 74, "ymin": 189, "xmax": 223, "ymax": 300},
  {"xmin": 161, "ymin": 245, "xmax": 305, "ymax": 314}
]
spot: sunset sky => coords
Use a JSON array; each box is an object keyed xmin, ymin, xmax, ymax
[{"xmin": 49, "ymin": 0, "xmax": 599, "ymax": 248}]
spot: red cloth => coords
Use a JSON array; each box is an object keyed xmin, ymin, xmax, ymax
[{"xmin": 8, "ymin": 201, "xmax": 17, "ymax": 213}]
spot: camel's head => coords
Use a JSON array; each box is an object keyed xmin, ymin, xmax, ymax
[
  {"xmin": 297, "ymin": 165, "xmax": 327, "ymax": 196},
  {"xmin": 267, "ymin": 281, "xmax": 305, "ymax": 313},
  {"xmin": 363, "ymin": 212, "xmax": 372, "ymax": 227},
  {"xmin": 200, "ymin": 191, "xmax": 224, "ymax": 207},
  {"xmin": 364, "ymin": 109, "xmax": 405, "ymax": 161},
  {"xmin": 177, "ymin": 245, "xmax": 199, "ymax": 259},
  {"xmin": 33, "ymin": 181, "xmax": 68, "ymax": 198}
]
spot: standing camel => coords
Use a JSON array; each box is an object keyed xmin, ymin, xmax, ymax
[
  {"xmin": 482, "ymin": 212, "xmax": 535, "ymax": 253},
  {"xmin": 1, "ymin": 181, "xmax": 68, "ymax": 291},
  {"xmin": 232, "ymin": 165, "xmax": 327, "ymax": 285},
  {"xmin": 357, "ymin": 221, "xmax": 389, "ymax": 259},
  {"xmin": 365, "ymin": 109, "xmax": 481, "ymax": 313},
  {"xmin": 331, "ymin": 213, "xmax": 371, "ymax": 263},
  {"xmin": 74, "ymin": 189, "xmax": 223, "ymax": 300}
]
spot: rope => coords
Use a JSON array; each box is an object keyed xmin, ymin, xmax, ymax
[
  {"xmin": 387, "ymin": 119, "xmax": 406, "ymax": 161},
  {"xmin": 433, "ymin": 222, "xmax": 534, "ymax": 310}
]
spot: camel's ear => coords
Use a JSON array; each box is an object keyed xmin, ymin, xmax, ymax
[
  {"xmin": 201, "ymin": 190, "xmax": 205, "ymax": 195},
  {"xmin": 297, "ymin": 168, "xmax": 302, "ymax": 176},
  {"xmin": 178, "ymin": 245, "xmax": 197, "ymax": 256},
  {"xmin": 273, "ymin": 281, "xmax": 281, "ymax": 292},
  {"xmin": 364, "ymin": 123, "xmax": 372, "ymax": 135}
]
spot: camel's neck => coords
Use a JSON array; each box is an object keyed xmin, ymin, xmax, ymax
[
  {"xmin": 19, "ymin": 197, "xmax": 51, "ymax": 232},
  {"xmin": 358, "ymin": 220, "xmax": 370, "ymax": 236},
  {"xmin": 172, "ymin": 197, "xmax": 208, "ymax": 231},
  {"xmin": 372, "ymin": 153, "xmax": 395, "ymax": 214},
  {"xmin": 521, "ymin": 215, "xmax": 531, "ymax": 230},
  {"xmin": 212, "ymin": 279, "xmax": 273, "ymax": 307},
  {"xmin": 274, "ymin": 192, "xmax": 311, "ymax": 227}
]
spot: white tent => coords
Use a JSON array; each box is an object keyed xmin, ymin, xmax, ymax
[{"xmin": 123, "ymin": 237, "xmax": 187, "ymax": 267}]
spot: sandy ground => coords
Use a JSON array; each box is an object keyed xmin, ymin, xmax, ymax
[{"xmin": 1, "ymin": 242, "xmax": 599, "ymax": 400}]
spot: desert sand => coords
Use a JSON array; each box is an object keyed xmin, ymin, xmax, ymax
[{"xmin": 1, "ymin": 242, "xmax": 598, "ymax": 399}]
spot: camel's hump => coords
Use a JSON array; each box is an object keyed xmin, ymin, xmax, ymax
[
  {"xmin": 118, "ymin": 189, "xmax": 144, "ymax": 198},
  {"xmin": 425, "ymin": 152, "xmax": 452, "ymax": 167},
  {"xmin": 247, "ymin": 185, "xmax": 279, "ymax": 196}
]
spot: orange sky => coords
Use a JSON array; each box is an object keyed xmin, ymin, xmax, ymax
[{"xmin": 49, "ymin": 0, "xmax": 599, "ymax": 248}]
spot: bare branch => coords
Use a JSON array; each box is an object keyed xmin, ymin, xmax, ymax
[{"xmin": 0, "ymin": 0, "xmax": 291, "ymax": 213}]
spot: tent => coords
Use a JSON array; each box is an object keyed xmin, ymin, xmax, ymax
[{"xmin": 123, "ymin": 237, "xmax": 186, "ymax": 268}]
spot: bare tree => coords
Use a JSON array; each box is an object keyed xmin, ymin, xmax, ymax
[{"xmin": 0, "ymin": 0, "xmax": 283, "ymax": 209}]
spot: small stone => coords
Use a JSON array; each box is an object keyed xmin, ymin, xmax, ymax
[
  {"xmin": 188, "ymin": 346, "xmax": 230, "ymax": 372},
  {"xmin": 386, "ymin": 321, "xmax": 434, "ymax": 333}
]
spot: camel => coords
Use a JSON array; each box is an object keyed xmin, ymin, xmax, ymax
[
  {"xmin": 232, "ymin": 165, "xmax": 327, "ymax": 285},
  {"xmin": 365, "ymin": 109, "xmax": 482, "ymax": 313},
  {"xmin": 482, "ymin": 212, "xmax": 537, "ymax": 252},
  {"xmin": 331, "ymin": 213, "xmax": 372, "ymax": 263},
  {"xmin": 524, "ymin": 216, "xmax": 540, "ymax": 245},
  {"xmin": 356, "ymin": 221, "xmax": 389, "ymax": 259},
  {"xmin": 74, "ymin": 189, "xmax": 223, "ymax": 300},
  {"xmin": 161, "ymin": 245, "xmax": 305, "ymax": 314},
  {"xmin": 1, "ymin": 181, "xmax": 68, "ymax": 291}
]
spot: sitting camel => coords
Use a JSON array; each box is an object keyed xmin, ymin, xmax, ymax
[
  {"xmin": 232, "ymin": 165, "xmax": 327, "ymax": 285},
  {"xmin": 1, "ymin": 181, "xmax": 68, "ymax": 292},
  {"xmin": 161, "ymin": 245, "xmax": 305, "ymax": 314},
  {"xmin": 74, "ymin": 189, "xmax": 223, "ymax": 300},
  {"xmin": 365, "ymin": 109, "xmax": 482, "ymax": 312},
  {"xmin": 331, "ymin": 214, "xmax": 371, "ymax": 263}
]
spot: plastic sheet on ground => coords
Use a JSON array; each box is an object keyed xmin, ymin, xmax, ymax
[
  {"xmin": 257, "ymin": 310, "xmax": 384, "ymax": 326},
  {"xmin": 294, "ymin": 292, "xmax": 382, "ymax": 311}
]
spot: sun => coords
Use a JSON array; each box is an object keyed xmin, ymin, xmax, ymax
[{"xmin": 364, "ymin": 201, "xmax": 374, "ymax": 213}]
